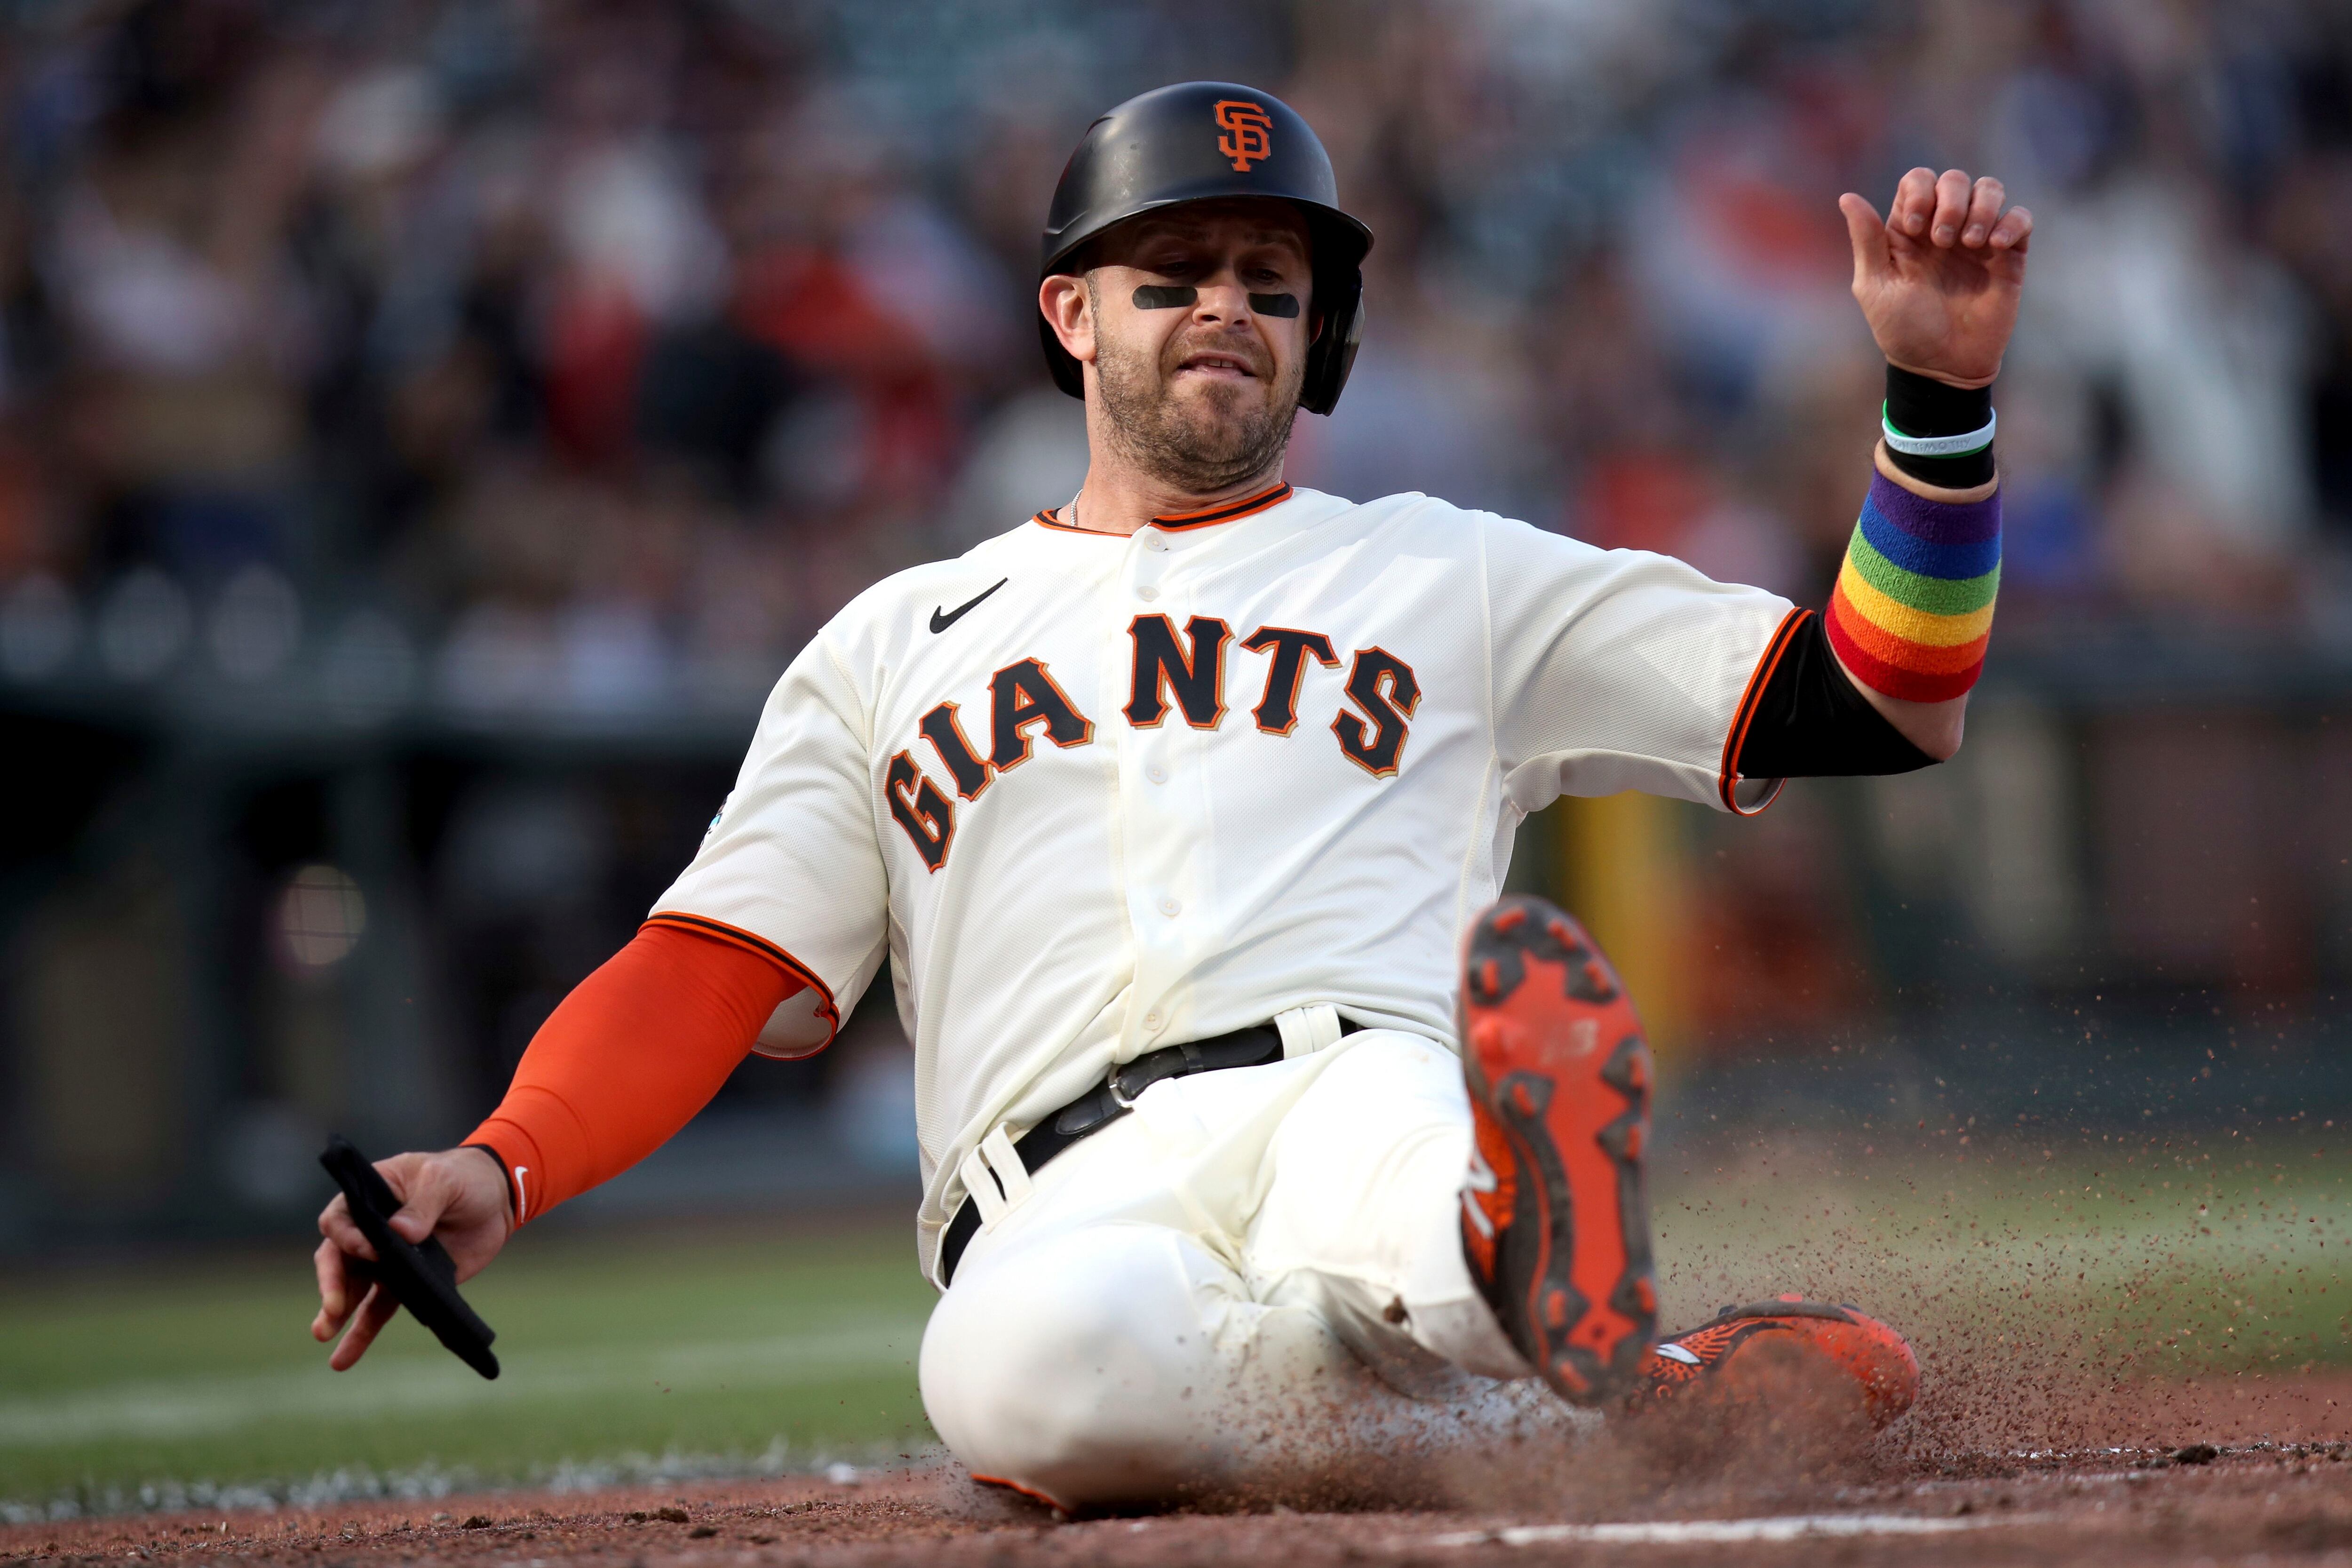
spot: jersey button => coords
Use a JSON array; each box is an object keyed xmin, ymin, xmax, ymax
[
  {"xmin": 1146, "ymin": 764, "xmax": 1167, "ymax": 783},
  {"xmin": 1143, "ymin": 1011, "xmax": 1163, "ymax": 1031},
  {"xmin": 1143, "ymin": 535, "xmax": 1167, "ymax": 552},
  {"xmin": 1158, "ymin": 896, "xmax": 1181, "ymax": 917},
  {"xmin": 1136, "ymin": 585, "xmax": 1160, "ymax": 602}
]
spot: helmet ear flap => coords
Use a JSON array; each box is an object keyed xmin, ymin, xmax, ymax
[{"xmin": 1299, "ymin": 269, "xmax": 1363, "ymax": 417}]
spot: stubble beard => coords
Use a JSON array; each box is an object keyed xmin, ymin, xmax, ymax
[{"xmin": 1089, "ymin": 282, "xmax": 1303, "ymax": 495}]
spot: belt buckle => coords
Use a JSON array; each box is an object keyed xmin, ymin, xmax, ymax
[{"xmin": 1107, "ymin": 1041, "xmax": 1180, "ymax": 1109}]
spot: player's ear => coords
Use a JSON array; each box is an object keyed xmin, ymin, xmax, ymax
[{"xmin": 1039, "ymin": 273, "xmax": 1098, "ymax": 366}]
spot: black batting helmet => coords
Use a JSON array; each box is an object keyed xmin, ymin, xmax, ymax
[{"xmin": 1038, "ymin": 81, "xmax": 1373, "ymax": 416}]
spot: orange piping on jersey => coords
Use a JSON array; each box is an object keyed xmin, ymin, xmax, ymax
[
  {"xmin": 970, "ymin": 1474, "xmax": 1073, "ymax": 1513},
  {"xmin": 1716, "ymin": 607, "xmax": 1809, "ymax": 815},
  {"xmin": 641, "ymin": 911, "xmax": 839, "ymax": 1041},
  {"xmin": 1028, "ymin": 482, "xmax": 1292, "ymax": 536},
  {"xmin": 1151, "ymin": 481, "xmax": 1292, "ymax": 530}
]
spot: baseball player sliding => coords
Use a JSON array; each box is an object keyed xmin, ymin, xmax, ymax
[{"xmin": 314, "ymin": 83, "xmax": 2027, "ymax": 1508}]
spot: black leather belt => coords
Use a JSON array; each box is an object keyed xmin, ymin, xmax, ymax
[{"xmin": 937, "ymin": 1015, "xmax": 1362, "ymax": 1285}]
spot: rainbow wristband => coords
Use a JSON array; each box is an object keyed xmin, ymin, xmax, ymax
[{"xmin": 1824, "ymin": 471, "xmax": 1999, "ymax": 704}]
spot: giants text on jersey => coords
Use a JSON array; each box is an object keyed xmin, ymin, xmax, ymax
[{"xmin": 649, "ymin": 483, "xmax": 1796, "ymax": 1282}]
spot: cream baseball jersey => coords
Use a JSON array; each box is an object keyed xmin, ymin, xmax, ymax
[{"xmin": 648, "ymin": 482, "xmax": 1797, "ymax": 1281}]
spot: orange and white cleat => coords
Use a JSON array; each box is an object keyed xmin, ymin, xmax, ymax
[
  {"xmin": 1458, "ymin": 895, "xmax": 1656, "ymax": 1406},
  {"xmin": 1632, "ymin": 1296, "xmax": 1920, "ymax": 1428}
]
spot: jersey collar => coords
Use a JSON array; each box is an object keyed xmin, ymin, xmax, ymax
[
  {"xmin": 1031, "ymin": 481, "xmax": 1294, "ymax": 537},
  {"xmin": 1149, "ymin": 481, "xmax": 1292, "ymax": 531}
]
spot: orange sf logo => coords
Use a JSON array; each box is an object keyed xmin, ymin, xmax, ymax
[{"xmin": 1214, "ymin": 100, "xmax": 1273, "ymax": 172}]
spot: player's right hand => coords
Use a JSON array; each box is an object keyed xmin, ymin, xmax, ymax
[{"xmin": 311, "ymin": 1146, "xmax": 512, "ymax": 1370}]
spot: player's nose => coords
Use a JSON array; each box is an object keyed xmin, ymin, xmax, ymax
[{"xmin": 1189, "ymin": 278, "xmax": 1248, "ymax": 320}]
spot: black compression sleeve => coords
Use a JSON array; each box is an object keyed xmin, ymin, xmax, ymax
[{"xmin": 1734, "ymin": 612, "xmax": 1935, "ymax": 779}]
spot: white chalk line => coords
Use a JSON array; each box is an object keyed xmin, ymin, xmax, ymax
[
  {"xmin": 1419, "ymin": 1510, "xmax": 2058, "ymax": 1547},
  {"xmin": 0, "ymin": 1318, "xmax": 928, "ymax": 1448}
]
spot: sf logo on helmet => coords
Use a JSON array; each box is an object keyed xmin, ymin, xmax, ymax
[{"xmin": 1214, "ymin": 100, "xmax": 1274, "ymax": 171}]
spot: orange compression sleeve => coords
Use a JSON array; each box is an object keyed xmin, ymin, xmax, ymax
[{"xmin": 464, "ymin": 923, "xmax": 801, "ymax": 1223}]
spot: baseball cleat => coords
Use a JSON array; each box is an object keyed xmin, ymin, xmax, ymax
[
  {"xmin": 1457, "ymin": 895, "xmax": 1656, "ymax": 1406},
  {"xmin": 1630, "ymin": 1296, "xmax": 1919, "ymax": 1428}
]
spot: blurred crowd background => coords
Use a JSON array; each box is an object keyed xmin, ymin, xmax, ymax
[{"xmin": 6, "ymin": 0, "xmax": 2352, "ymax": 1251}]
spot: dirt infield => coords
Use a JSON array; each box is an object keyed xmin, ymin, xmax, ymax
[{"xmin": 7, "ymin": 1375, "xmax": 2347, "ymax": 1568}]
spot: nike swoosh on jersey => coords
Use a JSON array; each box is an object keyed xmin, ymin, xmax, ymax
[{"xmin": 930, "ymin": 579, "xmax": 1009, "ymax": 634}]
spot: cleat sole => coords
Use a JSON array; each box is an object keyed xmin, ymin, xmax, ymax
[{"xmin": 1458, "ymin": 896, "xmax": 1656, "ymax": 1407}]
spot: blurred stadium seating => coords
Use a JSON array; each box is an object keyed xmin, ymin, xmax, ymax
[{"xmin": 4, "ymin": 0, "xmax": 2351, "ymax": 1253}]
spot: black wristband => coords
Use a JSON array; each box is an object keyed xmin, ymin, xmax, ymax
[
  {"xmin": 462, "ymin": 1142, "xmax": 515, "ymax": 1222},
  {"xmin": 1883, "ymin": 364, "xmax": 1994, "ymax": 488}
]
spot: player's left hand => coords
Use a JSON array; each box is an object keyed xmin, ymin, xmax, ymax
[{"xmin": 1840, "ymin": 168, "xmax": 2031, "ymax": 390}]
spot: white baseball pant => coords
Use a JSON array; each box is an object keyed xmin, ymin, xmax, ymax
[{"xmin": 917, "ymin": 1030, "xmax": 1589, "ymax": 1509}]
